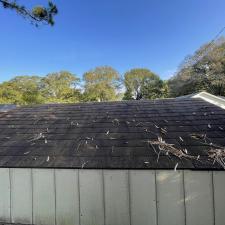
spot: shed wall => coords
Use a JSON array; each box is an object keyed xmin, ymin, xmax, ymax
[{"xmin": 0, "ymin": 169, "xmax": 225, "ymax": 225}]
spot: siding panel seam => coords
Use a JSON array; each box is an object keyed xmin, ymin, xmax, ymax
[
  {"xmin": 9, "ymin": 168, "xmax": 12, "ymax": 223},
  {"xmin": 182, "ymin": 171, "xmax": 187, "ymax": 225},
  {"xmin": 78, "ymin": 170, "xmax": 81, "ymax": 225},
  {"xmin": 211, "ymin": 172, "xmax": 216, "ymax": 225},
  {"xmin": 128, "ymin": 170, "xmax": 132, "ymax": 225},
  {"xmin": 154, "ymin": 170, "xmax": 159, "ymax": 225},
  {"xmin": 102, "ymin": 170, "xmax": 106, "ymax": 225},
  {"xmin": 31, "ymin": 169, "xmax": 34, "ymax": 225},
  {"xmin": 54, "ymin": 169, "xmax": 57, "ymax": 225}
]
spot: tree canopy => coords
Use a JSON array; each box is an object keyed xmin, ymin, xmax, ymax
[
  {"xmin": 41, "ymin": 71, "xmax": 81, "ymax": 103},
  {"xmin": 168, "ymin": 37, "xmax": 225, "ymax": 97},
  {"xmin": 1, "ymin": 37, "xmax": 225, "ymax": 105},
  {"xmin": 0, "ymin": 0, "xmax": 58, "ymax": 26},
  {"xmin": 123, "ymin": 68, "xmax": 168, "ymax": 100},
  {"xmin": 0, "ymin": 76, "xmax": 43, "ymax": 104},
  {"xmin": 0, "ymin": 72, "xmax": 81, "ymax": 105},
  {"xmin": 83, "ymin": 66, "xmax": 121, "ymax": 102}
]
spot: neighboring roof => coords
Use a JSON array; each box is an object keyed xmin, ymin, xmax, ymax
[
  {"xmin": 0, "ymin": 95, "xmax": 225, "ymax": 170},
  {"xmin": 192, "ymin": 91, "xmax": 225, "ymax": 109},
  {"xmin": 177, "ymin": 91, "xmax": 225, "ymax": 110},
  {"xmin": 0, "ymin": 104, "xmax": 17, "ymax": 112}
]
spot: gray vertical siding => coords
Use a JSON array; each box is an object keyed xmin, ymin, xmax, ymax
[
  {"xmin": 213, "ymin": 172, "xmax": 225, "ymax": 225},
  {"xmin": 10, "ymin": 169, "xmax": 32, "ymax": 224},
  {"xmin": 184, "ymin": 171, "xmax": 214, "ymax": 225},
  {"xmin": 0, "ymin": 169, "xmax": 225, "ymax": 225},
  {"xmin": 55, "ymin": 169, "xmax": 80, "ymax": 225},
  {"xmin": 129, "ymin": 170, "xmax": 157, "ymax": 225},
  {"xmin": 104, "ymin": 170, "xmax": 130, "ymax": 225},
  {"xmin": 79, "ymin": 170, "xmax": 104, "ymax": 225},
  {"xmin": 156, "ymin": 171, "xmax": 185, "ymax": 225},
  {"xmin": 32, "ymin": 169, "xmax": 55, "ymax": 225},
  {"xmin": 0, "ymin": 168, "xmax": 10, "ymax": 222}
]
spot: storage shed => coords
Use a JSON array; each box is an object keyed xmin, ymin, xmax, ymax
[{"xmin": 0, "ymin": 92, "xmax": 225, "ymax": 225}]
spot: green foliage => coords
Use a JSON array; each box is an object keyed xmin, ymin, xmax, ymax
[
  {"xmin": 142, "ymin": 80, "xmax": 169, "ymax": 99},
  {"xmin": 168, "ymin": 37, "xmax": 225, "ymax": 97},
  {"xmin": 0, "ymin": 76, "xmax": 44, "ymax": 104},
  {"xmin": 0, "ymin": 81, "xmax": 22, "ymax": 104},
  {"xmin": 123, "ymin": 68, "xmax": 167, "ymax": 100},
  {"xmin": 0, "ymin": 72, "xmax": 81, "ymax": 105},
  {"xmin": 0, "ymin": 0, "xmax": 58, "ymax": 26},
  {"xmin": 41, "ymin": 71, "xmax": 81, "ymax": 103},
  {"xmin": 83, "ymin": 66, "xmax": 121, "ymax": 102},
  {"xmin": 32, "ymin": 7, "xmax": 47, "ymax": 18},
  {"xmin": 12, "ymin": 76, "xmax": 44, "ymax": 104},
  {"xmin": 4, "ymin": 37, "xmax": 225, "ymax": 105}
]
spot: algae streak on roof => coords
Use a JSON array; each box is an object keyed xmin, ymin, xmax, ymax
[{"xmin": 0, "ymin": 98, "xmax": 225, "ymax": 170}]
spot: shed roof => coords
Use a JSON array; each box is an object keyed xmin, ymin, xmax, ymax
[{"xmin": 0, "ymin": 93, "xmax": 225, "ymax": 170}]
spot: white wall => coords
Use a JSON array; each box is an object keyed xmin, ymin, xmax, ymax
[{"xmin": 0, "ymin": 168, "xmax": 225, "ymax": 225}]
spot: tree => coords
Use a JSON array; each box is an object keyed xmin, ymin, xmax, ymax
[
  {"xmin": 142, "ymin": 79, "xmax": 169, "ymax": 99},
  {"xmin": 42, "ymin": 72, "xmax": 71, "ymax": 99},
  {"xmin": 168, "ymin": 37, "xmax": 225, "ymax": 97},
  {"xmin": 0, "ymin": 81, "xmax": 22, "ymax": 104},
  {"xmin": 83, "ymin": 66, "xmax": 121, "ymax": 102},
  {"xmin": 0, "ymin": 72, "xmax": 81, "ymax": 105},
  {"xmin": 123, "ymin": 68, "xmax": 167, "ymax": 100},
  {"xmin": 0, "ymin": 76, "xmax": 43, "ymax": 104},
  {"xmin": 11, "ymin": 76, "xmax": 44, "ymax": 104},
  {"xmin": 41, "ymin": 71, "xmax": 81, "ymax": 103},
  {"xmin": 0, "ymin": 0, "xmax": 57, "ymax": 26}
]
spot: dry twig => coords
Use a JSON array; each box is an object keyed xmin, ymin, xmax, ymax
[
  {"xmin": 149, "ymin": 137, "xmax": 196, "ymax": 160},
  {"xmin": 208, "ymin": 148, "xmax": 225, "ymax": 169}
]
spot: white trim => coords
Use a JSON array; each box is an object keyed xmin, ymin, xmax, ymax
[{"xmin": 192, "ymin": 92, "xmax": 225, "ymax": 109}]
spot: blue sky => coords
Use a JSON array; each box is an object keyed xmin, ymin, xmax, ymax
[{"xmin": 0, "ymin": 0, "xmax": 225, "ymax": 83}]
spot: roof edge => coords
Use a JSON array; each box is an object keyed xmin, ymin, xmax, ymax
[{"xmin": 192, "ymin": 92, "xmax": 225, "ymax": 109}]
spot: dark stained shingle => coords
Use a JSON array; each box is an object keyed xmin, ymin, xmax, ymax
[{"xmin": 0, "ymin": 98, "xmax": 225, "ymax": 169}]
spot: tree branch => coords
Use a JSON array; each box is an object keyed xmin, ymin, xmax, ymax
[{"xmin": 0, "ymin": 0, "xmax": 57, "ymax": 26}]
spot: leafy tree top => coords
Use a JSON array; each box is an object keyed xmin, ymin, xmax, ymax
[
  {"xmin": 84, "ymin": 66, "xmax": 120, "ymax": 85},
  {"xmin": 168, "ymin": 37, "xmax": 225, "ymax": 97},
  {"xmin": 124, "ymin": 68, "xmax": 160, "ymax": 100},
  {"xmin": 0, "ymin": 0, "xmax": 58, "ymax": 26},
  {"xmin": 83, "ymin": 66, "xmax": 121, "ymax": 102}
]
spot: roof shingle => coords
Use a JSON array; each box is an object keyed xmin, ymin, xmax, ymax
[{"xmin": 0, "ymin": 98, "xmax": 225, "ymax": 169}]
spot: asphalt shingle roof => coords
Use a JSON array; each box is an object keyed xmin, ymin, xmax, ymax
[{"xmin": 0, "ymin": 98, "xmax": 225, "ymax": 169}]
